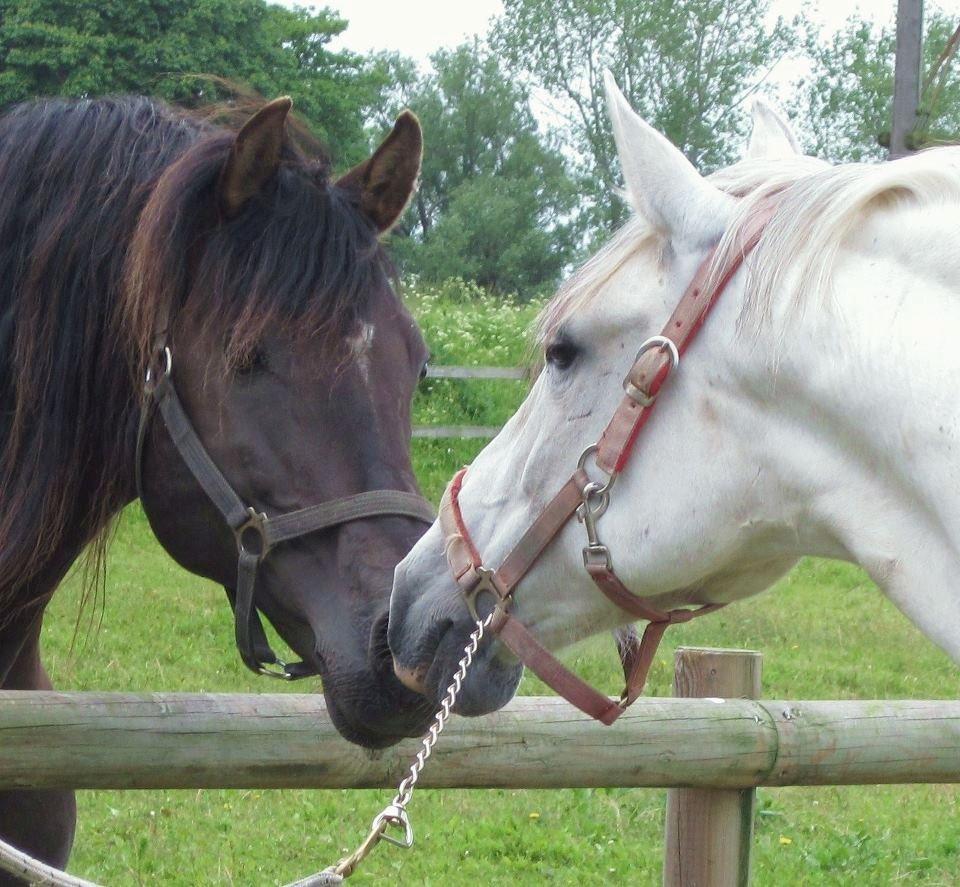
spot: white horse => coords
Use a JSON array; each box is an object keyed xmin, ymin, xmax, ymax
[{"xmin": 389, "ymin": 75, "xmax": 960, "ymax": 716}]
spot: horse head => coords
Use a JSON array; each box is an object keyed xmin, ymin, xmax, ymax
[
  {"xmin": 387, "ymin": 76, "xmax": 904, "ymax": 716},
  {"xmin": 131, "ymin": 100, "xmax": 435, "ymax": 747}
]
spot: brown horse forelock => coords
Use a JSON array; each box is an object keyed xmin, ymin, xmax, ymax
[{"xmin": 0, "ymin": 96, "xmax": 388, "ymax": 624}]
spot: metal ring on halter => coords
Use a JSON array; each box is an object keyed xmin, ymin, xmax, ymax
[
  {"xmin": 463, "ymin": 566, "xmax": 510, "ymax": 622},
  {"xmin": 577, "ymin": 444, "xmax": 617, "ymax": 496},
  {"xmin": 257, "ymin": 659, "xmax": 295, "ymax": 680},
  {"xmin": 235, "ymin": 507, "xmax": 271, "ymax": 559},
  {"xmin": 623, "ymin": 335, "xmax": 680, "ymax": 406},
  {"xmin": 144, "ymin": 345, "xmax": 172, "ymax": 386}
]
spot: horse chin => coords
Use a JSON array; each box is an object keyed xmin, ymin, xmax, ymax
[
  {"xmin": 422, "ymin": 623, "xmax": 523, "ymax": 717},
  {"xmin": 268, "ymin": 615, "xmax": 436, "ymax": 749},
  {"xmin": 316, "ymin": 661, "xmax": 437, "ymax": 749}
]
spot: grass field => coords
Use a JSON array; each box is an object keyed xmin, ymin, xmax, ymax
[{"xmin": 36, "ymin": 282, "xmax": 960, "ymax": 885}]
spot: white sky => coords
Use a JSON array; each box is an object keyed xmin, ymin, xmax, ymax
[{"xmin": 280, "ymin": 0, "xmax": 960, "ymax": 62}]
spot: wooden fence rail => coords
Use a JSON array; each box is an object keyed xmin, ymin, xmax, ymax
[
  {"xmin": 2, "ymin": 690, "xmax": 959, "ymax": 792},
  {"xmin": 412, "ymin": 425, "xmax": 502, "ymax": 439},
  {"xmin": 414, "ymin": 364, "xmax": 525, "ymax": 439},
  {"xmin": 4, "ymin": 648, "xmax": 958, "ymax": 885},
  {"xmin": 424, "ymin": 366, "xmax": 526, "ymax": 380}
]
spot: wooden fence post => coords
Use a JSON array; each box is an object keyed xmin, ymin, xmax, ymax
[{"xmin": 663, "ymin": 647, "xmax": 762, "ymax": 887}]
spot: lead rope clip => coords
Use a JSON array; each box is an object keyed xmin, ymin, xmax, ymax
[{"xmin": 291, "ymin": 611, "xmax": 495, "ymax": 885}]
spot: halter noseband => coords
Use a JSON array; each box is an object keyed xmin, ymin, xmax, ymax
[
  {"xmin": 439, "ymin": 200, "xmax": 778, "ymax": 723},
  {"xmin": 136, "ymin": 346, "xmax": 435, "ymax": 680}
]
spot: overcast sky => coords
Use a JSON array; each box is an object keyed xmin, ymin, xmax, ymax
[{"xmin": 282, "ymin": 0, "xmax": 960, "ymax": 62}]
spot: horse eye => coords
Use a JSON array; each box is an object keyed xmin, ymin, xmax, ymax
[
  {"xmin": 545, "ymin": 341, "xmax": 579, "ymax": 371},
  {"xmin": 235, "ymin": 346, "xmax": 269, "ymax": 376}
]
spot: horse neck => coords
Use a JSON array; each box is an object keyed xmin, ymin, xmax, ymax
[{"xmin": 753, "ymin": 204, "xmax": 960, "ymax": 601}]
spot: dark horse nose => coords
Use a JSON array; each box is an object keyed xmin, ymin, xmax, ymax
[{"xmin": 331, "ymin": 608, "xmax": 436, "ymax": 748}]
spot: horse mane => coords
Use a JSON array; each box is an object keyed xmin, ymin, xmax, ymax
[
  {"xmin": 123, "ymin": 104, "xmax": 388, "ymax": 379},
  {"xmin": 0, "ymin": 95, "xmax": 386, "ymax": 619},
  {"xmin": 711, "ymin": 147, "xmax": 960, "ymax": 332},
  {"xmin": 538, "ymin": 148, "xmax": 960, "ymax": 345},
  {"xmin": 536, "ymin": 214, "xmax": 658, "ymax": 345}
]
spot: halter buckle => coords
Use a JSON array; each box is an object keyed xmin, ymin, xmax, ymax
[
  {"xmin": 463, "ymin": 565, "xmax": 511, "ymax": 622},
  {"xmin": 235, "ymin": 507, "xmax": 271, "ymax": 559},
  {"xmin": 583, "ymin": 544, "xmax": 612, "ymax": 570},
  {"xmin": 144, "ymin": 345, "xmax": 172, "ymax": 392},
  {"xmin": 256, "ymin": 658, "xmax": 295, "ymax": 680},
  {"xmin": 623, "ymin": 335, "xmax": 680, "ymax": 405}
]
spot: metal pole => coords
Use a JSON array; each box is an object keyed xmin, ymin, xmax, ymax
[{"xmin": 891, "ymin": 0, "xmax": 924, "ymax": 158}]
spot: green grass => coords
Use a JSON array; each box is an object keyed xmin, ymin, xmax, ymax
[{"xmin": 34, "ymin": 282, "xmax": 960, "ymax": 884}]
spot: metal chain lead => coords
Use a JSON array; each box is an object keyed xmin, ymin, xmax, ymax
[
  {"xmin": 301, "ymin": 611, "xmax": 495, "ymax": 884},
  {"xmin": 0, "ymin": 614, "xmax": 497, "ymax": 887},
  {"xmin": 392, "ymin": 610, "xmax": 494, "ymax": 810}
]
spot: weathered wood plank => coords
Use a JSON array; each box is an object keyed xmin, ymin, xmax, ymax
[
  {"xmin": 664, "ymin": 648, "xmax": 762, "ymax": 887},
  {"xmin": 414, "ymin": 365, "xmax": 522, "ymax": 438},
  {"xmin": 0, "ymin": 693, "xmax": 958, "ymax": 791},
  {"xmin": 425, "ymin": 366, "xmax": 526, "ymax": 380},
  {"xmin": 412, "ymin": 425, "xmax": 501, "ymax": 439}
]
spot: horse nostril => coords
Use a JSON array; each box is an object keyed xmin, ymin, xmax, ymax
[
  {"xmin": 368, "ymin": 610, "xmax": 392, "ymax": 671},
  {"xmin": 393, "ymin": 658, "xmax": 429, "ymax": 695}
]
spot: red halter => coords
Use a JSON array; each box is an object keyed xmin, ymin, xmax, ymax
[{"xmin": 439, "ymin": 201, "xmax": 777, "ymax": 724}]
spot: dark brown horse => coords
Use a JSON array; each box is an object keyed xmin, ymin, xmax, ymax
[{"xmin": 0, "ymin": 95, "xmax": 434, "ymax": 880}]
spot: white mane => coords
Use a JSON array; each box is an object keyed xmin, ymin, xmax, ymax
[
  {"xmin": 536, "ymin": 214, "xmax": 658, "ymax": 344},
  {"xmin": 715, "ymin": 146, "xmax": 960, "ymax": 332},
  {"xmin": 539, "ymin": 147, "xmax": 960, "ymax": 344}
]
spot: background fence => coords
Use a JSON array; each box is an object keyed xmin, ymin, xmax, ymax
[{"xmin": 414, "ymin": 364, "xmax": 525, "ymax": 439}]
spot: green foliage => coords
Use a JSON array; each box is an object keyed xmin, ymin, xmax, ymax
[
  {"xmin": 0, "ymin": 0, "xmax": 379, "ymax": 162},
  {"xmin": 493, "ymin": 0, "xmax": 798, "ymax": 232},
  {"xmin": 383, "ymin": 41, "xmax": 580, "ymax": 296},
  {"xmin": 414, "ymin": 172, "xmax": 573, "ymax": 296},
  {"xmin": 792, "ymin": 12, "xmax": 960, "ymax": 162},
  {"xmin": 406, "ymin": 277, "xmax": 544, "ymax": 498},
  {"xmin": 406, "ymin": 277, "xmax": 541, "ymax": 369}
]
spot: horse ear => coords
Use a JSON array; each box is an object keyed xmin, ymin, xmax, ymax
[
  {"xmin": 336, "ymin": 110, "xmax": 422, "ymax": 233},
  {"xmin": 746, "ymin": 98, "xmax": 800, "ymax": 160},
  {"xmin": 218, "ymin": 96, "xmax": 292, "ymax": 219},
  {"xmin": 603, "ymin": 71, "xmax": 733, "ymax": 246}
]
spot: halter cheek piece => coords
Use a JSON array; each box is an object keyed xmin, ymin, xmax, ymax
[
  {"xmin": 440, "ymin": 200, "xmax": 778, "ymax": 724},
  {"xmin": 136, "ymin": 346, "xmax": 435, "ymax": 680}
]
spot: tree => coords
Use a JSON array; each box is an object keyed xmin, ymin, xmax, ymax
[
  {"xmin": 386, "ymin": 41, "xmax": 580, "ymax": 296},
  {"xmin": 493, "ymin": 0, "xmax": 797, "ymax": 232},
  {"xmin": 792, "ymin": 12, "xmax": 960, "ymax": 163},
  {"xmin": 414, "ymin": 158, "xmax": 574, "ymax": 295},
  {"xmin": 0, "ymin": 0, "xmax": 379, "ymax": 162}
]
